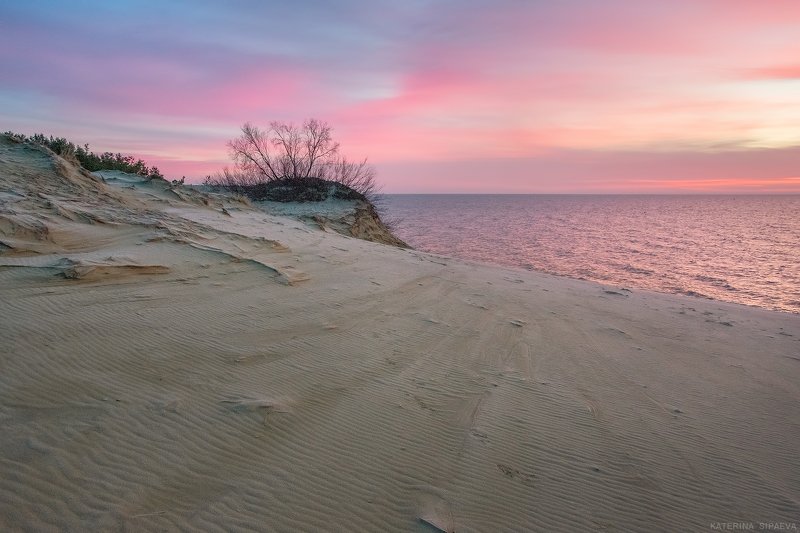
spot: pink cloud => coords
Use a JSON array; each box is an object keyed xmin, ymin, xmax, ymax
[
  {"xmin": 742, "ymin": 65, "xmax": 800, "ymax": 80},
  {"xmin": 319, "ymin": 0, "xmax": 800, "ymax": 168},
  {"xmin": 101, "ymin": 68, "xmax": 318, "ymax": 119}
]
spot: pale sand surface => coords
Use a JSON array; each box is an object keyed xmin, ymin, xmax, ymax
[{"xmin": 1, "ymin": 138, "xmax": 799, "ymax": 531}]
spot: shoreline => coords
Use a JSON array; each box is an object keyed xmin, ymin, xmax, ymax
[
  {"xmin": 392, "ymin": 246, "xmax": 800, "ymax": 317},
  {"xmin": 383, "ymin": 194, "xmax": 800, "ymax": 315}
]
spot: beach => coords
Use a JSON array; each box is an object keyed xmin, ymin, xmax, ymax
[{"xmin": 2, "ymin": 138, "xmax": 799, "ymax": 531}]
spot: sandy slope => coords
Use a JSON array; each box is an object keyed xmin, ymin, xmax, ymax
[{"xmin": 1, "ymin": 137, "xmax": 799, "ymax": 532}]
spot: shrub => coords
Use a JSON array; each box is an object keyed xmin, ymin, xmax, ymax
[{"xmin": 4, "ymin": 131, "xmax": 165, "ymax": 180}]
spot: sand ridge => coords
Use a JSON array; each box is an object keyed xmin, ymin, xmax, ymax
[{"xmin": 1, "ymin": 136, "xmax": 799, "ymax": 531}]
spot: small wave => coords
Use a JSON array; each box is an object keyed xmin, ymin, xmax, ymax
[
  {"xmin": 694, "ymin": 274, "xmax": 739, "ymax": 292},
  {"xmin": 664, "ymin": 285, "xmax": 711, "ymax": 299},
  {"xmin": 621, "ymin": 264, "xmax": 654, "ymax": 275},
  {"xmin": 694, "ymin": 274, "xmax": 725, "ymax": 283},
  {"xmin": 681, "ymin": 290, "xmax": 710, "ymax": 299}
]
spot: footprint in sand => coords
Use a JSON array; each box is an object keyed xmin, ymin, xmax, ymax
[
  {"xmin": 497, "ymin": 463, "xmax": 536, "ymax": 485},
  {"xmin": 220, "ymin": 396, "xmax": 290, "ymax": 424},
  {"xmin": 417, "ymin": 491, "xmax": 455, "ymax": 533}
]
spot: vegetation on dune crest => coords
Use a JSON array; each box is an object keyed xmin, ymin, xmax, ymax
[
  {"xmin": 3, "ymin": 126, "xmax": 404, "ymax": 246},
  {"xmin": 3, "ymin": 131, "xmax": 165, "ymax": 180},
  {"xmin": 204, "ymin": 119, "xmax": 379, "ymax": 204}
]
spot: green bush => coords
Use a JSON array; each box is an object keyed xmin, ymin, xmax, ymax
[{"xmin": 4, "ymin": 131, "xmax": 165, "ymax": 180}]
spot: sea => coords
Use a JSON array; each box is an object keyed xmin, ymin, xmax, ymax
[{"xmin": 381, "ymin": 195, "xmax": 800, "ymax": 314}]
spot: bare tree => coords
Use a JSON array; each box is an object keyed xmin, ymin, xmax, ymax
[
  {"xmin": 205, "ymin": 119, "xmax": 401, "ymax": 241},
  {"xmin": 320, "ymin": 157, "xmax": 379, "ymax": 200},
  {"xmin": 219, "ymin": 119, "xmax": 357, "ymax": 182},
  {"xmin": 207, "ymin": 119, "xmax": 380, "ymax": 202}
]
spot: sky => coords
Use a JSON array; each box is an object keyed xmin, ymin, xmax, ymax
[{"xmin": 1, "ymin": 0, "xmax": 799, "ymax": 193}]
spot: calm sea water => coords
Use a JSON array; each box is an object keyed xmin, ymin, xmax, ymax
[{"xmin": 382, "ymin": 195, "xmax": 800, "ymax": 314}]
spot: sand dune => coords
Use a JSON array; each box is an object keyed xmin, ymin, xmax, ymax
[{"xmin": 1, "ymin": 137, "xmax": 799, "ymax": 531}]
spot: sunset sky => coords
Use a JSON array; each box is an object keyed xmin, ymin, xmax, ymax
[{"xmin": 1, "ymin": 1, "xmax": 799, "ymax": 193}]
